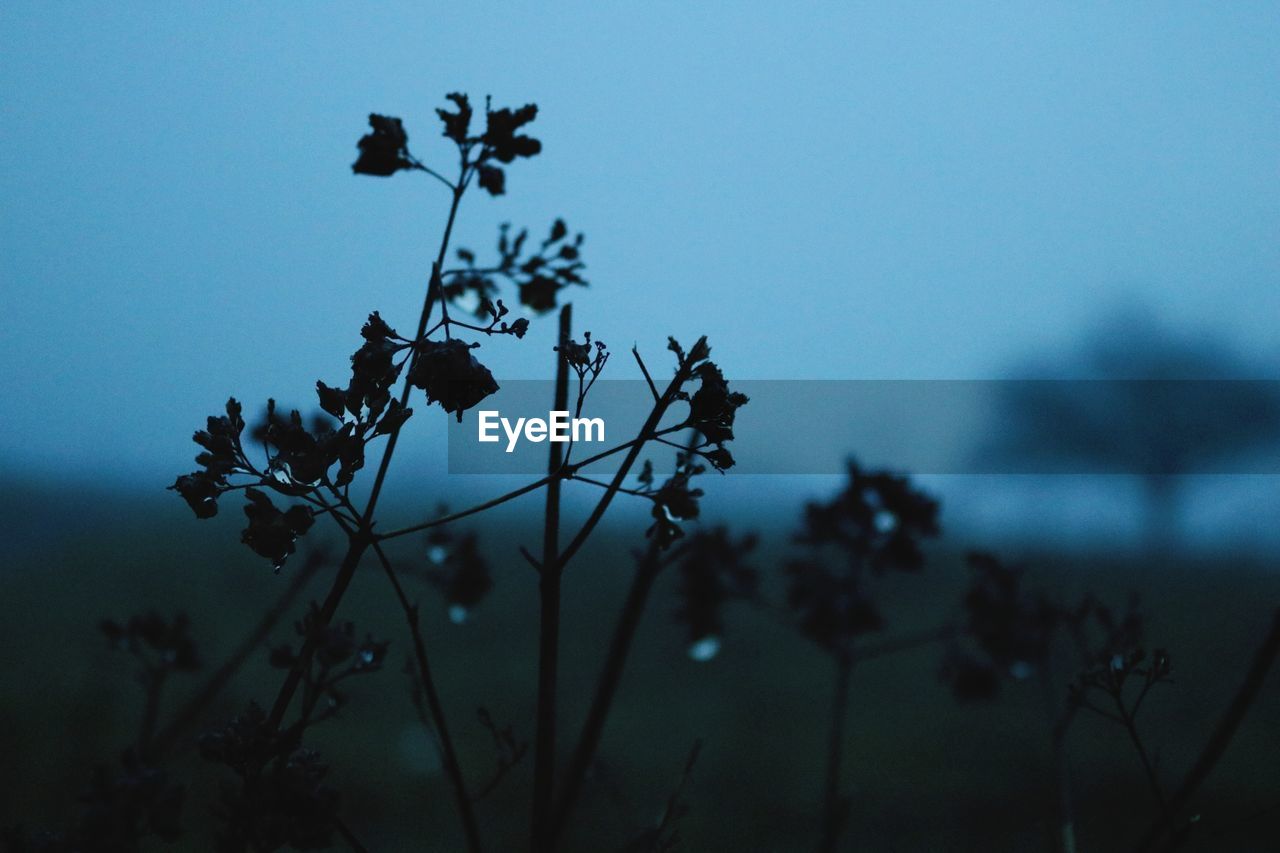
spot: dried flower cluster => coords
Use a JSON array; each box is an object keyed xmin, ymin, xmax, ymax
[{"xmin": 785, "ymin": 460, "xmax": 941, "ymax": 654}]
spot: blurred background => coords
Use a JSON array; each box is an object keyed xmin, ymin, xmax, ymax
[{"xmin": 2, "ymin": 2, "xmax": 1278, "ymax": 850}]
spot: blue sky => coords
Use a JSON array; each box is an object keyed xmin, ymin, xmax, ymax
[{"xmin": 2, "ymin": 2, "xmax": 1278, "ymax": 490}]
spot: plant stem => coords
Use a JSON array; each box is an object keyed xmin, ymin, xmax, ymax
[
  {"xmin": 380, "ymin": 476, "xmax": 556, "ymax": 540},
  {"xmin": 632, "ymin": 346, "xmax": 659, "ymax": 401},
  {"xmin": 377, "ymin": 420, "xmax": 691, "ymax": 543},
  {"xmin": 546, "ymin": 377, "xmax": 701, "ymax": 843},
  {"xmin": 150, "ymin": 550, "xmax": 324, "ymax": 757},
  {"xmin": 551, "ymin": 342, "xmax": 699, "ymax": 576},
  {"xmin": 363, "ymin": 179, "xmax": 465, "ymax": 520},
  {"xmin": 370, "ymin": 542, "xmax": 483, "ymax": 853},
  {"xmin": 287, "ymin": 179, "xmax": 480, "ymax": 844},
  {"xmin": 818, "ymin": 653, "xmax": 853, "ymax": 853},
  {"xmin": 532, "ymin": 305, "xmax": 572, "ymax": 852},
  {"xmin": 1118, "ymin": 706, "xmax": 1172, "ymax": 832},
  {"xmin": 1135, "ymin": 606, "xmax": 1280, "ymax": 852},
  {"xmin": 334, "ymin": 815, "xmax": 372, "ymax": 853},
  {"xmin": 266, "ymin": 537, "xmax": 369, "ymax": 730},
  {"xmin": 548, "ymin": 541, "xmax": 663, "ymax": 843},
  {"xmin": 267, "ymin": 171, "xmax": 466, "ymax": 764}
]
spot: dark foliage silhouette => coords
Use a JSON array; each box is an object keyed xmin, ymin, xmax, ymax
[
  {"xmin": 783, "ymin": 460, "xmax": 941, "ymax": 853},
  {"xmin": 8, "ymin": 97, "xmax": 1280, "ymax": 853},
  {"xmin": 10, "ymin": 92, "xmax": 753, "ymax": 853}
]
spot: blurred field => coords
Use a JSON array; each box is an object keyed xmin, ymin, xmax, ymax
[{"xmin": 2, "ymin": 480, "xmax": 1278, "ymax": 852}]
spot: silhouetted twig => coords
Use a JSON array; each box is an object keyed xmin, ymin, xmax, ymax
[
  {"xmin": 1136, "ymin": 607, "xmax": 1280, "ymax": 852},
  {"xmin": 633, "ymin": 346, "xmax": 660, "ymax": 402},
  {"xmin": 370, "ymin": 541, "xmax": 483, "ymax": 853},
  {"xmin": 266, "ymin": 539, "xmax": 369, "ymax": 729},
  {"xmin": 1117, "ymin": 696, "xmax": 1172, "ymax": 830},
  {"xmin": 264, "ymin": 127, "xmax": 468, "ymax": 754},
  {"xmin": 153, "ymin": 94, "xmax": 747, "ymax": 852},
  {"xmin": 552, "ymin": 341, "xmax": 703, "ymax": 575},
  {"xmin": 619, "ymin": 739, "xmax": 703, "ymax": 852},
  {"xmin": 334, "ymin": 815, "xmax": 371, "ymax": 853},
  {"xmin": 150, "ymin": 549, "xmax": 325, "ymax": 757},
  {"xmin": 474, "ymin": 707, "xmax": 529, "ymax": 802},
  {"xmin": 376, "ymin": 426, "xmax": 690, "ymax": 543},
  {"xmin": 550, "ymin": 539, "xmax": 664, "ymax": 842}
]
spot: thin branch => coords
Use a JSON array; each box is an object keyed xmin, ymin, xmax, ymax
[
  {"xmin": 548, "ymin": 412, "xmax": 706, "ymax": 843},
  {"xmin": 550, "ymin": 344, "xmax": 701, "ymax": 576},
  {"xmin": 266, "ymin": 538, "xmax": 368, "ymax": 730},
  {"xmin": 376, "ymin": 424, "xmax": 691, "ymax": 542},
  {"xmin": 633, "ymin": 346, "xmax": 660, "ymax": 402},
  {"xmin": 370, "ymin": 541, "xmax": 484, "ymax": 853},
  {"xmin": 569, "ymin": 473, "xmax": 651, "ymax": 499},
  {"xmin": 406, "ymin": 157, "xmax": 457, "ymax": 191},
  {"xmin": 266, "ymin": 164, "xmax": 470, "ymax": 742},
  {"xmin": 334, "ymin": 815, "xmax": 372, "ymax": 853},
  {"xmin": 150, "ymin": 549, "xmax": 325, "ymax": 756},
  {"xmin": 1135, "ymin": 607, "xmax": 1280, "ymax": 852},
  {"xmin": 473, "ymin": 742, "xmax": 529, "ymax": 802},
  {"xmin": 548, "ymin": 540, "xmax": 664, "ymax": 842},
  {"xmin": 519, "ymin": 546, "xmax": 543, "ymax": 572},
  {"xmin": 641, "ymin": 739, "xmax": 703, "ymax": 851},
  {"xmin": 363, "ymin": 154, "xmax": 468, "ymax": 522},
  {"xmin": 379, "ymin": 476, "xmax": 554, "ymax": 541},
  {"xmin": 1117, "ymin": 703, "xmax": 1173, "ymax": 831}
]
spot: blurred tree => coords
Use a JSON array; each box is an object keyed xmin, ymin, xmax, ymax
[{"xmin": 991, "ymin": 310, "xmax": 1280, "ymax": 553}]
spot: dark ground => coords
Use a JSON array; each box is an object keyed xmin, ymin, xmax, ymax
[{"xmin": 2, "ymin": 480, "xmax": 1278, "ymax": 852}]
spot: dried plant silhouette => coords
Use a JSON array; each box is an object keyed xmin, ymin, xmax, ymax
[{"xmin": 5, "ymin": 94, "xmax": 1280, "ymax": 853}]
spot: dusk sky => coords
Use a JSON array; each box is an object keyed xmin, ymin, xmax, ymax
[{"xmin": 3, "ymin": 2, "xmax": 1278, "ymax": 488}]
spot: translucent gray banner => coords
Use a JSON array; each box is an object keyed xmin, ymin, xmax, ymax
[{"xmin": 446, "ymin": 380, "xmax": 1280, "ymax": 475}]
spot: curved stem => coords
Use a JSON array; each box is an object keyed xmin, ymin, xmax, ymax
[
  {"xmin": 547, "ymin": 384, "xmax": 701, "ymax": 844},
  {"xmin": 370, "ymin": 542, "xmax": 483, "ymax": 853},
  {"xmin": 550, "ymin": 350, "xmax": 696, "ymax": 576},
  {"xmin": 149, "ymin": 551, "xmax": 325, "ymax": 756},
  {"xmin": 363, "ymin": 180, "xmax": 464, "ymax": 520},
  {"xmin": 266, "ymin": 537, "xmax": 369, "ymax": 730},
  {"xmin": 1118, "ymin": 703, "xmax": 1172, "ymax": 831},
  {"xmin": 548, "ymin": 541, "xmax": 663, "ymax": 842},
  {"xmin": 334, "ymin": 815, "xmax": 372, "ymax": 853},
  {"xmin": 407, "ymin": 158, "xmax": 457, "ymax": 192},
  {"xmin": 376, "ymin": 423, "xmax": 691, "ymax": 542},
  {"xmin": 267, "ymin": 164, "xmax": 468, "ymax": 740},
  {"xmin": 1135, "ymin": 607, "xmax": 1280, "ymax": 852}
]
